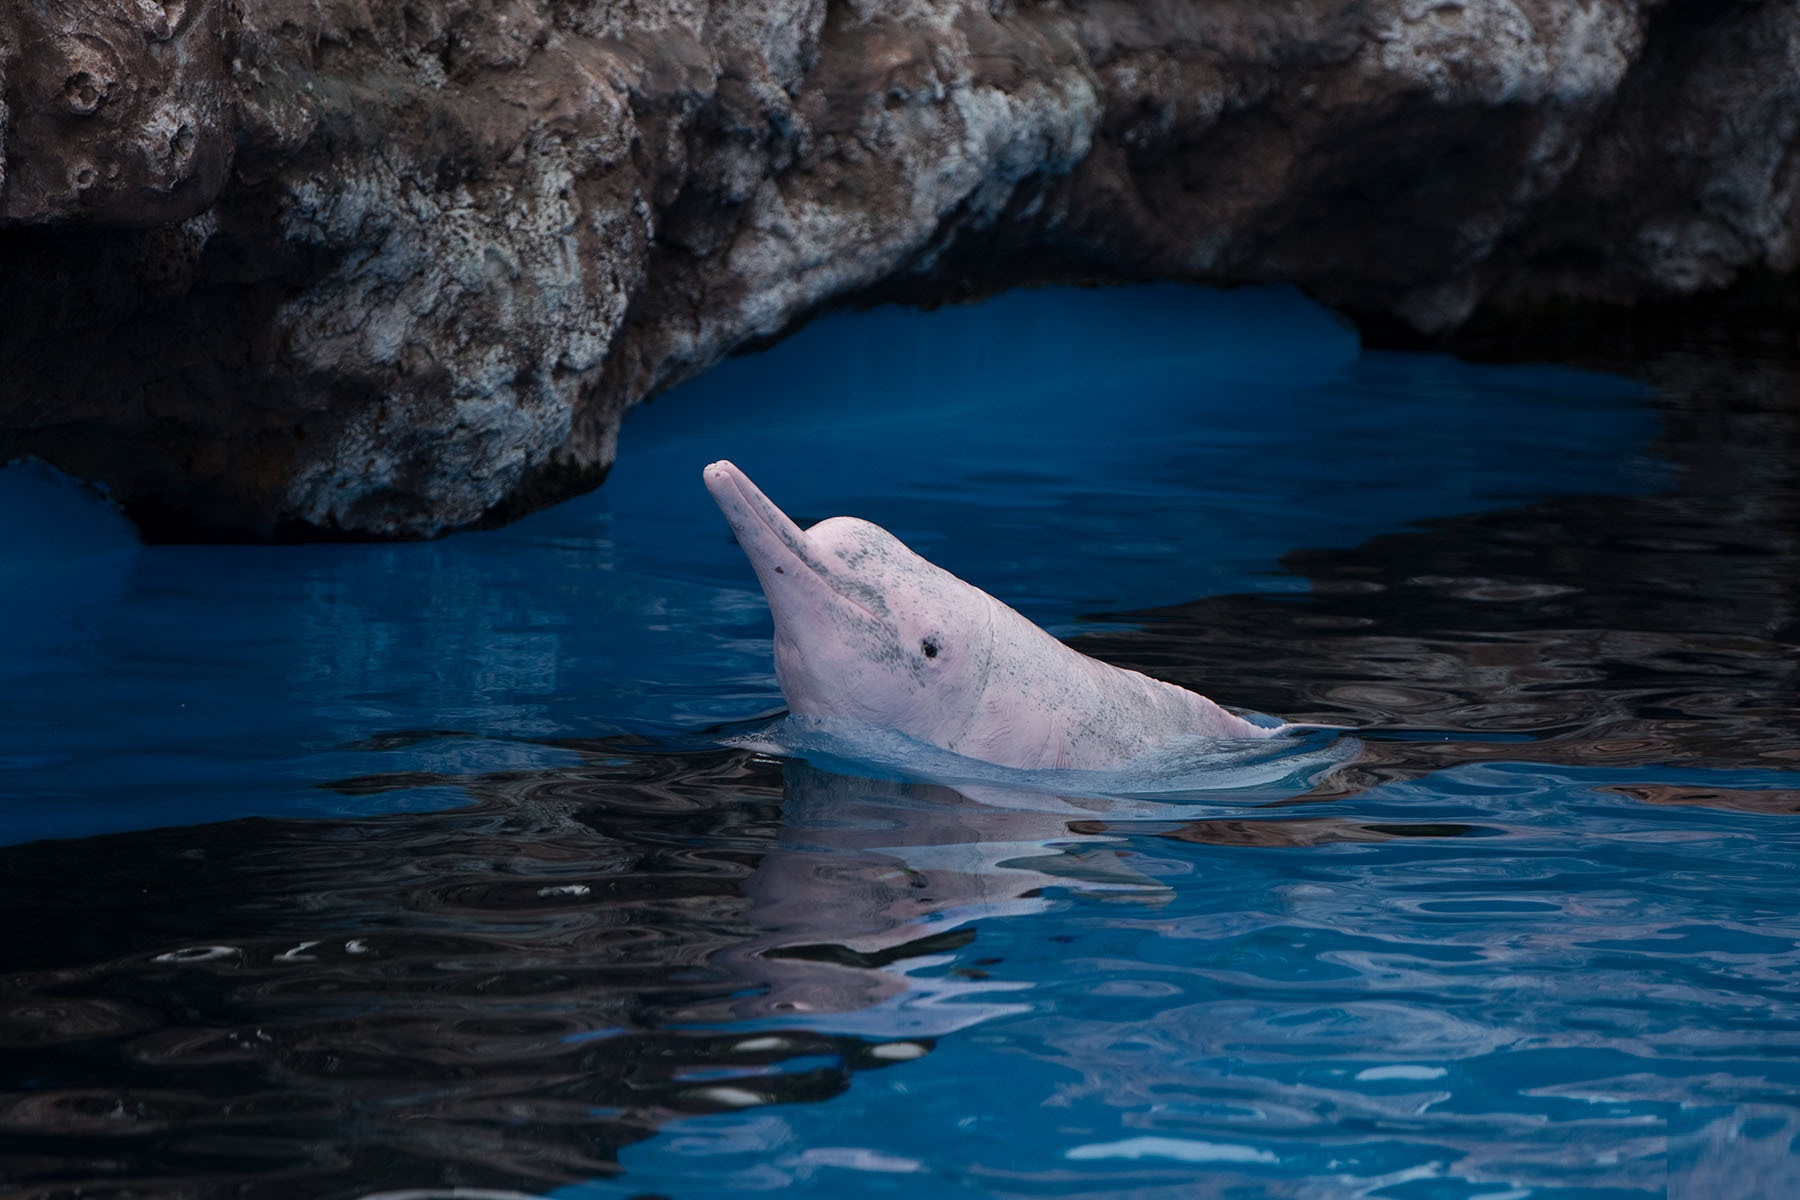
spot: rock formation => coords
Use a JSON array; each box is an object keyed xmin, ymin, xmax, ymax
[{"xmin": 1, "ymin": 0, "xmax": 1796, "ymax": 538}]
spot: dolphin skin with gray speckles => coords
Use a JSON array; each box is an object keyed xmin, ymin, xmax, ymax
[{"xmin": 704, "ymin": 461, "xmax": 1299, "ymax": 772}]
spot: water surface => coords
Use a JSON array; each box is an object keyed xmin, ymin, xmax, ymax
[{"xmin": 2, "ymin": 286, "xmax": 1796, "ymax": 1199}]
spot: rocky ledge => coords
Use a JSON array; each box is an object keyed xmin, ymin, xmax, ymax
[{"xmin": 1, "ymin": 0, "xmax": 1796, "ymax": 539}]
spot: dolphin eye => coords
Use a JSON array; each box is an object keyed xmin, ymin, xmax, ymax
[{"xmin": 921, "ymin": 639, "xmax": 940, "ymax": 660}]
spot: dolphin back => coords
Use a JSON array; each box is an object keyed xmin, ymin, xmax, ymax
[{"xmin": 954, "ymin": 594, "xmax": 1275, "ymax": 770}]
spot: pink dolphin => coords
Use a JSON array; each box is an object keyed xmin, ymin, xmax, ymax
[{"xmin": 704, "ymin": 461, "xmax": 1297, "ymax": 772}]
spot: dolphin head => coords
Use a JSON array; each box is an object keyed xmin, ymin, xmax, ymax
[{"xmin": 705, "ymin": 461, "xmax": 996, "ymax": 744}]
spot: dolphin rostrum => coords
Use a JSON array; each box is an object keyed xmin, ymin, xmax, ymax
[{"xmin": 704, "ymin": 460, "xmax": 1299, "ymax": 772}]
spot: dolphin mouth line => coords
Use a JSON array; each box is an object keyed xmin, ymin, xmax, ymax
[
  {"xmin": 704, "ymin": 461, "xmax": 885, "ymax": 625},
  {"xmin": 705, "ymin": 461, "xmax": 809, "ymax": 561}
]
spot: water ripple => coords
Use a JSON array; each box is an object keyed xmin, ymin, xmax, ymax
[{"xmin": 4, "ymin": 352, "xmax": 1799, "ymax": 1198}]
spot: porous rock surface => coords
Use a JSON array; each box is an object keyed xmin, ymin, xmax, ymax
[{"xmin": 1, "ymin": 0, "xmax": 1796, "ymax": 538}]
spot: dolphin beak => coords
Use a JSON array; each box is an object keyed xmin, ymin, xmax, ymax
[{"xmin": 704, "ymin": 460, "xmax": 814, "ymax": 582}]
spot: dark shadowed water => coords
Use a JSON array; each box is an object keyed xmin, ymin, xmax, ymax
[{"xmin": 2, "ymin": 287, "xmax": 1797, "ymax": 1199}]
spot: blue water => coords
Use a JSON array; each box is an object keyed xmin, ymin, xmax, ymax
[
  {"xmin": 3, "ymin": 285, "xmax": 1797, "ymax": 1199},
  {"xmin": 0, "ymin": 286, "xmax": 1656, "ymax": 844}
]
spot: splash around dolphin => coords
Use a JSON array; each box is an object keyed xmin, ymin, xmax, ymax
[{"xmin": 704, "ymin": 460, "xmax": 1321, "ymax": 774}]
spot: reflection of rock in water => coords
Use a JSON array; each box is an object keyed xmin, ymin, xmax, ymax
[
  {"xmin": 0, "ymin": 745, "xmax": 1267, "ymax": 1196},
  {"xmin": 1075, "ymin": 361, "xmax": 1800, "ymax": 804},
  {"xmin": 0, "ymin": 749, "xmax": 929, "ymax": 1198},
  {"xmin": 1067, "ymin": 816, "xmax": 1479, "ymax": 848},
  {"xmin": 1597, "ymin": 783, "xmax": 1800, "ymax": 815}
]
